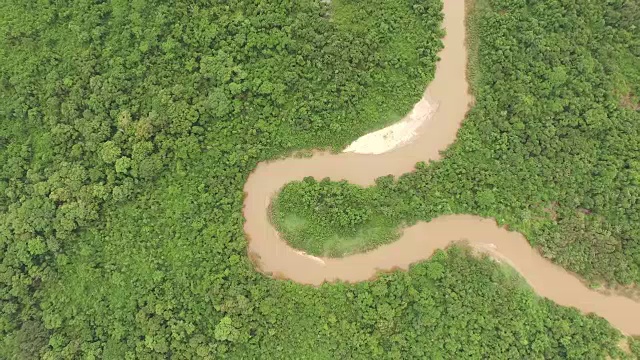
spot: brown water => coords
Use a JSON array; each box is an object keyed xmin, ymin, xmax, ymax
[{"xmin": 242, "ymin": 0, "xmax": 640, "ymax": 335}]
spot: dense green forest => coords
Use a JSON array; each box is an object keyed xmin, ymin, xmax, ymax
[
  {"xmin": 1, "ymin": 0, "xmax": 639, "ymax": 358},
  {"xmin": 272, "ymin": 177, "xmax": 402, "ymax": 256},
  {"xmin": 274, "ymin": 0, "xmax": 640, "ymax": 288}
]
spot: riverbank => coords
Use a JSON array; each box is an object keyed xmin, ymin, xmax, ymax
[{"xmin": 242, "ymin": 0, "xmax": 640, "ymax": 336}]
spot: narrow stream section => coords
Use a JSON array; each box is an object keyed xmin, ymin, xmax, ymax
[{"xmin": 243, "ymin": 0, "xmax": 640, "ymax": 335}]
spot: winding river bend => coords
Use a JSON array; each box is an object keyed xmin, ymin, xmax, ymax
[{"xmin": 243, "ymin": 0, "xmax": 640, "ymax": 335}]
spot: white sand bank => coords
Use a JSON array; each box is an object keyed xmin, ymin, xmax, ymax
[{"xmin": 343, "ymin": 96, "xmax": 438, "ymax": 155}]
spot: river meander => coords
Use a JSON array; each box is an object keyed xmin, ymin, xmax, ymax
[{"xmin": 242, "ymin": 0, "xmax": 640, "ymax": 335}]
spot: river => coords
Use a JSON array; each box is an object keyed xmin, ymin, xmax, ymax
[{"xmin": 242, "ymin": 0, "xmax": 640, "ymax": 335}]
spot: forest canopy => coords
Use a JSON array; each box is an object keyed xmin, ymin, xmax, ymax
[
  {"xmin": 274, "ymin": 0, "xmax": 640, "ymax": 288},
  {"xmin": 0, "ymin": 0, "xmax": 639, "ymax": 358},
  {"xmin": 272, "ymin": 177, "xmax": 403, "ymax": 257}
]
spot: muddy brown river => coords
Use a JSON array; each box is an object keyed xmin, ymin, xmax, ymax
[{"xmin": 243, "ymin": 0, "xmax": 640, "ymax": 335}]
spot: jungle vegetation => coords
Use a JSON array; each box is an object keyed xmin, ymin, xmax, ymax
[
  {"xmin": 0, "ymin": 0, "xmax": 638, "ymax": 358},
  {"xmin": 272, "ymin": 177, "xmax": 402, "ymax": 257},
  {"xmin": 274, "ymin": 0, "xmax": 640, "ymax": 290}
]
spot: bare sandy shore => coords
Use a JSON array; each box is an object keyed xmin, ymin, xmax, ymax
[{"xmin": 343, "ymin": 96, "xmax": 438, "ymax": 154}]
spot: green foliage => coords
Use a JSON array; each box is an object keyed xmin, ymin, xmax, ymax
[
  {"xmin": 244, "ymin": 246, "xmax": 626, "ymax": 359},
  {"xmin": 272, "ymin": 177, "xmax": 401, "ymax": 256},
  {"xmin": 0, "ymin": 0, "xmax": 635, "ymax": 358},
  {"xmin": 274, "ymin": 0, "xmax": 640, "ymax": 287},
  {"xmin": 631, "ymin": 337, "xmax": 640, "ymax": 358}
]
